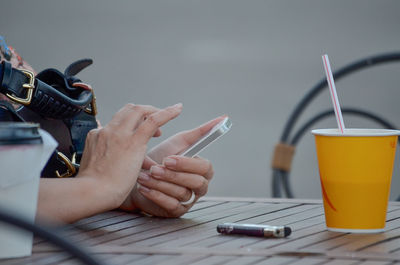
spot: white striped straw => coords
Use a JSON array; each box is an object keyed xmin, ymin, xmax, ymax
[{"xmin": 322, "ymin": 54, "xmax": 346, "ymax": 134}]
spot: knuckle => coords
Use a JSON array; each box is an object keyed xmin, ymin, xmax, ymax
[
  {"xmin": 196, "ymin": 178, "xmax": 208, "ymax": 191},
  {"xmin": 149, "ymin": 189, "xmax": 162, "ymax": 201},
  {"xmin": 86, "ymin": 128, "xmax": 98, "ymax": 139},
  {"xmin": 165, "ymin": 200, "xmax": 180, "ymax": 212},
  {"xmin": 168, "ymin": 204, "xmax": 183, "ymax": 217},
  {"xmin": 146, "ymin": 114, "xmax": 159, "ymax": 126},
  {"xmin": 177, "ymin": 189, "xmax": 189, "ymax": 201},
  {"xmin": 124, "ymin": 103, "xmax": 136, "ymax": 109},
  {"xmin": 97, "ymin": 128, "xmax": 109, "ymax": 139},
  {"xmin": 85, "ymin": 129, "xmax": 98, "ymax": 145},
  {"xmin": 164, "ymin": 169, "xmax": 175, "ymax": 180},
  {"xmin": 124, "ymin": 103, "xmax": 136, "ymax": 111},
  {"xmin": 200, "ymin": 186, "xmax": 208, "ymax": 196}
]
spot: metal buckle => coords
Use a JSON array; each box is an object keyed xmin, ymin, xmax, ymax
[
  {"xmin": 55, "ymin": 152, "xmax": 77, "ymax": 178},
  {"xmin": 6, "ymin": 69, "xmax": 35, "ymax": 105},
  {"xmin": 84, "ymin": 89, "xmax": 98, "ymax": 116}
]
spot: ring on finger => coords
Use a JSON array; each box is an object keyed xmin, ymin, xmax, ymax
[{"xmin": 180, "ymin": 190, "xmax": 196, "ymax": 205}]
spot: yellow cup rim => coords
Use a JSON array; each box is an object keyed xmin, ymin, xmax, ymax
[{"xmin": 311, "ymin": 128, "xmax": 400, "ymax": 137}]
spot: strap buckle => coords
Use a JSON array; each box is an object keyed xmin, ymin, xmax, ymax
[
  {"xmin": 5, "ymin": 69, "xmax": 35, "ymax": 105},
  {"xmin": 72, "ymin": 82, "xmax": 97, "ymax": 116},
  {"xmin": 55, "ymin": 152, "xmax": 77, "ymax": 178},
  {"xmin": 84, "ymin": 89, "xmax": 97, "ymax": 116}
]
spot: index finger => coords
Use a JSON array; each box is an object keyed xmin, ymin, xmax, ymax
[
  {"xmin": 108, "ymin": 104, "xmax": 162, "ymax": 136},
  {"xmin": 135, "ymin": 103, "xmax": 183, "ymax": 144},
  {"xmin": 181, "ymin": 115, "xmax": 227, "ymax": 146}
]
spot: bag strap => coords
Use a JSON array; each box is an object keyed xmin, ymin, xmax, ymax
[
  {"xmin": 0, "ymin": 61, "xmax": 93, "ymax": 119},
  {"xmin": 0, "ymin": 100, "xmax": 25, "ymax": 122}
]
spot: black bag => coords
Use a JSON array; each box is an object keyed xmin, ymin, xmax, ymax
[{"xmin": 0, "ymin": 37, "xmax": 98, "ymax": 178}]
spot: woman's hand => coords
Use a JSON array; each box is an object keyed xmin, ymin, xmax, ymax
[
  {"xmin": 38, "ymin": 103, "xmax": 183, "ymax": 223},
  {"xmin": 120, "ymin": 116, "xmax": 225, "ymax": 217},
  {"xmin": 78, "ymin": 103, "xmax": 183, "ymax": 209}
]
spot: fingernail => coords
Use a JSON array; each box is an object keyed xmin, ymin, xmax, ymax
[
  {"xmin": 138, "ymin": 172, "xmax": 150, "ymax": 182},
  {"xmin": 139, "ymin": 185, "xmax": 151, "ymax": 193},
  {"xmin": 150, "ymin": 166, "xmax": 165, "ymax": 177},
  {"xmin": 173, "ymin": 103, "xmax": 183, "ymax": 108},
  {"xmin": 163, "ymin": 157, "xmax": 177, "ymax": 167}
]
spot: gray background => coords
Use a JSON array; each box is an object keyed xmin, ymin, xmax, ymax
[{"xmin": 1, "ymin": 0, "xmax": 400, "ymax": 199}]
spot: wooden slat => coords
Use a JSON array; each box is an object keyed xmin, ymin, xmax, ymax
[
  {"xmin": 83, "ymin": 202, "xmax": 251, "ymax": 246},
  {"xmin": 188, "ymin": 255, "xmax": 236, "ymax": 265},
  {"xmin": 201, "ymin": 197, "xmax": 400, "ymax": 207},
  {"xmin": 312, "ymin": 209, "xmax": 400, "ymax": 252},
  {"xmin": 189, "ymin": 200, "xmax": 228, "ymax": 211},
  {"xmin": 391, "ymin": 248, "xmax": 400, "ymax": 255},
  {"xmin": 358, "ymin": 229, "xmax": 400, "ymax": 253},
  {"xmin": 34, "ymin": 211, "xmax": 135, "ymax": 245},
  {"xmin": 214, "ymin": 209, "xmax": 326, "ymax": 251},
  {"xmin": 5, "ymin": 198, "xmax": 400, "ymax": 265},
  {"xmin": 206, "ymin": 205, "xmax": 324, "ymax": 249},
  {"xmin": 133, "ymin": 202, "xmax": 304, "ymax": 247},
  {"xmin": 30, "ymin": 243, "xmax": 400, "ymax": 262},
  {"xmin": 0, "ymin": 253, "xmax": 53, "ymax": 265},
  {"xmin": 153, "ymin": 254, "xmax": 209, "ymax": 265},
  {"xmin": 126, "ymin": 254, "xmax": 185, "ymax": 265},
  {"xmin": 298, "ymin": 209, "xmax": 400, "ymax": 252},
  {"xmin": 0, "ymin": 253, "xmax": 70, "ymax": 265},
  {"xmin": 73, "ymin": 211, "xmax": 127, "ymax": 226},
  {"xmin": 251, "ymin": 256, "xmax": 297, "ymax": 265},
  {"xmin": 101, "ymin": 254, "xmax": 149, "ymax": 265},
  {"xmin": 285, "ymin": 257, "xmax": 330, "ymax": 265},
  {"xmin": 201, "ymin": 197, "xmax": 322, "ymax": 205},
  {"xmin": 262, "ymin": 206, "xmax": 400, "ymax": 252},
  {"xmin": 84, "ymin": 202, "xmax": 250, "ymax": 246},
  {"xmin": 222, "ymin": 256, "xmax": 266, "ymax": 265},
  {"xmin": 33, "ymin": 202, "xmax": 223, "ymax": 248},
  {"xmin": 355, "ymin": 262, "xmax": 394, "ymax": 265},
  {"xmin": 101, "ymin": 202, "xmax": 285, "ymax": 246},
  {"xmin": 319, "ymin": 260, "xmax": 360, "ymax": 265}
]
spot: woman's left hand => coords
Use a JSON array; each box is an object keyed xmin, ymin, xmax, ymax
[{"xmin": 120, "ymin": 116, "xmax": 224, "ymax": 217}]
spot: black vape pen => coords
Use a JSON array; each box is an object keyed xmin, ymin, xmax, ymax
[{"xmin": 217, "ymin": 223, "xmax": 292, "ymax": 238}]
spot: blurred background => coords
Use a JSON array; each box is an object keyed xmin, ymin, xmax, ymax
[{"xmin": 1, "ymin": 0, "xmax": 400, "ymax": 199}]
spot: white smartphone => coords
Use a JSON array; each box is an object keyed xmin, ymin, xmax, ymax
[{"xmin": 179, "ymin": 117, "xmax": 232, "ymax": 157}]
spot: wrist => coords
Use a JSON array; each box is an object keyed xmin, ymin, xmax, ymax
[{"xmin": 77, "ymin": 174, "xmax": 122, "ymax": 212}]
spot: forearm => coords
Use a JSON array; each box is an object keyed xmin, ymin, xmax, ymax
[{"xmin": 36, "ymin": 177, "xmax": 118, "ymax": 224}]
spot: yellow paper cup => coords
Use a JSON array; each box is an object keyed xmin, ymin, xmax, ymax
[{"xmin": 312, "ymin": 128, "xmax": 400, "ymax": 233}]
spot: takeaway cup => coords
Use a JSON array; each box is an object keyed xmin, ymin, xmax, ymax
[
  {"xmin": 312, "ymin": 128, "xmax": 400, "ymax": 233},
  {"xmin": 0, "ymin": 122, "xmax": 57, "ymax": 258}
]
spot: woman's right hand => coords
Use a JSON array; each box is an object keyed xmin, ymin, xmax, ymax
[{"xmin": 77, "ymin": 103, "xmax": 183, "ymax": 210}]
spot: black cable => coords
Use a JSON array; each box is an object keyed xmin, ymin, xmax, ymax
[
  {"xmin": 280, "ymin": 108, "xmax": 398, "ymax": 198},
  {"xmin": 272, "ymin": 169, "xmax": 282, "ymax": 197},
  {"xmin": 281, "ymin": 170, "xmax": 294, "ymax": 198},
  {"xmin": 273, "ymin": 52, "xmax": 400, "ymax": 198},
  {"xmin": 0, "ymin": 208, "xmax": 105, "ymax": 265}
]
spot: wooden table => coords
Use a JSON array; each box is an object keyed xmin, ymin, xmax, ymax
[{"xmin": 2, "ymin": 197, "xmax": 400, "ymax": 265}]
